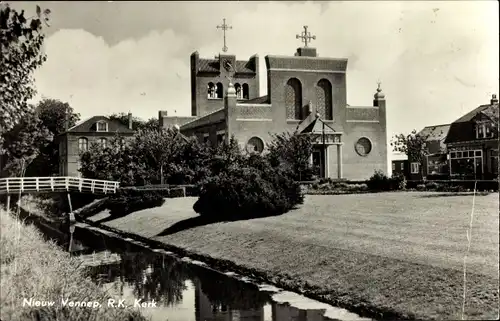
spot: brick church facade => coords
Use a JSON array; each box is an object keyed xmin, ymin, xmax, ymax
[{"xmin": 159, "ymin": 27, "xmax": 388, "ymax": 181}]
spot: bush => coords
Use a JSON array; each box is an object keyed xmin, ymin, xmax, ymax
[
  {"xmin": 425, "ymin": 181, "xmax": 440, "ymax": 190},
  {"xmin": 391, "ymin": 173, "xmax": 407, "ymax": 190},
  {"xmin": 194, "ymin": 156, "xmax": 303, "ymax": 220},
  {"xmin": 367, "ymin": 171, "xmax": 407, "ymax": 191},
  {"xmin": 106, "ymin": 189, "xmax": 165, "ymax": 216},
  {"xmin": 367, "ymin": 170, "xmax": 391, "ymax": 191}
]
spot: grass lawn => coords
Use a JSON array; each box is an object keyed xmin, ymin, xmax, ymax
[
  {"xmin": 87, "ymin": 191, "xmax": 499, "ymax": 320},
  {"xmin": 0, "ymin": 209, "xmax": 147, "ymax": 321}
]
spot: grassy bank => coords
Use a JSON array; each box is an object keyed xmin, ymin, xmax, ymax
[
  {"xmin": 0, "ymin": 209, "xmax": 147, "ymax": 321},
  {"xmin": 83, "ymin": 192, "xmax": 499, "ymax": 320}
]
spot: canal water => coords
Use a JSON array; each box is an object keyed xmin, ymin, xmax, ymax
[{"xmin": 54, "ymin": 223, "xmax": 371, "ymax": 321}]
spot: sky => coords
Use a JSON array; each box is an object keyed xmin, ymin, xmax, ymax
[{"xmin": 7, "ymin": 1, "xmax": 500, "ymax": 143}]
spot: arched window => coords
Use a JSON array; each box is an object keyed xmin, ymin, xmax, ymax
[
  {"xmin": 216, "ymin": 82, "xmax": 223, "ymax": 99},
  {"xmin": 234, "ymin": 83, "xmax": 242, "ymax": 99},
  {"xmin": 285, "ymin": 78, "xmax": 303, "ymax": 120},
  {"xmin": 242, "ymin": 83, "xmax": 249, "ymax": 99},
  {"xmin": 78, "ymin": 137, "xmax": 88, "ymax": 152},
  {"xmin": 207, "ymin": 82, "xmax": 216, "ymax": 99},
  {"xmin": 99, "ymin": 138, "xmax": 107, "ymax": 148},
  {"xmin": 316, "ymin": 79, "xmax": 333, "ymax": 120}
]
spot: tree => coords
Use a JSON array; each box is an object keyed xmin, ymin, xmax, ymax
[
  {"xmin": 266, "ymin": 131, "xmax": 315, "ymax": 181},
  {"xmin": 1, "ymin": 109, "xmax": 52, "ymax": 176},
  {"xmin": 109, "ymin": 112, "xmax": 160, "ymax": 131},
  {"xmin": 26, "ymin": 99, "xmax": 80, "ymax": 176},
  {"xmin": 0, "ymin": 4, "xmax": 51, "ymax": 149},
  {"xmin": 79, "ymin": 134, "xmax": 148, "ymax": 186},
  {"xmin": 130, "ymin": 128, "xmax": 185, "ymax": 184},
  {"xmin": 391, "ymin": 129, "xmax": 439, "ymax": 177}
]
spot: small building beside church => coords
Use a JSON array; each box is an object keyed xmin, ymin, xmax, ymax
[
  {"xmin": 160, "ymin": 26, "xmax": 389, "ymax": 181},
  {"xmin": 58, "ymin": 114, "xmax": 135, "ymax": 177}
]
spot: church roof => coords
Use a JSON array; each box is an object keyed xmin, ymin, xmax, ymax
[
  {"xmin": 296, "ymin": 113, "xmax": 336, "ymax": 135},
  {"xmin": 198, "ymin": 60, "xmax": 219, "ymax": 73},
  {"xmin": 198, "ymin": 59, "xmax": 256, "ymax": 73},
  {"xmin": 301, "ymin": 117, "xmax": 336, "ymax": 134}
]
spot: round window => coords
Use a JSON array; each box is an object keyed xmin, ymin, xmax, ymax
[
  {"xmin": 246, "ymin": 137, "xmax": 265, "ymax": 154},
  {"xmin": 355, "ymin": 137, "xmax": 372, "ymax": 156}
]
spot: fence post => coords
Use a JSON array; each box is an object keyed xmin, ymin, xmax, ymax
[
  {"xmin": 50, "ymin": 177, "xmax": 54, "ymax": 191},
  {"xmin": 36, "ymin": 177, "xmax": 39, "ymax": 192},
  {"xmin": 79, "ymin": 178, "xmax": 83, "ymax": 192},
  {"xmin": 65, "ymin": 177, "xmax": 69, "ymax": 191},
  {"xmin": 6, "ymin": 178, "xmax": 9, "ymax": 194},
  {"xmin": 6, "ymin": 195, "xmax": 11, "ymax": 213},
  {"xmin": 21, "ymin": 178, "xmax": 24, "ymax": 192},
  {"xmin": 67, "ymin": 193, "xmax": 73, "ymax": 213}
]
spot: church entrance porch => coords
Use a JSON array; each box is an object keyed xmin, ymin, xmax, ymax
[{"xmin": 297, "ymin": 113, "xmax": 344, "ymax": 180}]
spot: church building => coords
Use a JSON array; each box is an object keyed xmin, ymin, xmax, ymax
[{"xmin": 159, "ymin": 23, "xmax": 388, "ymax": 181}]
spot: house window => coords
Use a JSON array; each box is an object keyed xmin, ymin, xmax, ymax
[
  {"xmin": 410, "ymin": 162, "xmax": 420, "ymax": 174},
  {"xmin": 78, "ymin": 138, "xmax": 88, "ymax": 152},
  {"xmin": 392, "ymin": 163, "xmax": 396, "ymax": 171},
  {"xmin": 426, "ymin": 154, "xmax": 448, "ymax": 175},
  {"xmin": 491, "ymin": 150, "xmax": 498, "ymax": 175},
  {"xmin": 400, "ymin": 163, "xmax": 404, "ymax": 170},
  {"xmin": 476, "ymin": 123, "xmax": 495, "ymax": 139},
  {"xmin": 449, "ymin": 149, "xmax": 483, "ymax": 179},
  {"xmin": 96, "ymin": 121, "xmax": 108, "ymax": 132},
  {"xmin": 99, "ymin": 138, "xmax": 107, "ymax": 148},
  {"xmin": 217, "ymin": 133, "xmax": 225, "ymax": 146}
]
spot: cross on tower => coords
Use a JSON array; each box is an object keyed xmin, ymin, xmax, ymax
[
  {"xmin": 217, "ymin": 18, "xmax": 232, "ymax": 52},
  {"xmin": 296, "ymin": 26, "xmax": 316, "ymax": 47}
]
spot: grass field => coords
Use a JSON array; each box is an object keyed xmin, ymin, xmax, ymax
[
  {"xmin": 88, "ymin": 191, "xmax": 499, "ymax": 320},
  {"xmin": 0, "ymin": 209, "xmax": 147, "ymax": 321}
]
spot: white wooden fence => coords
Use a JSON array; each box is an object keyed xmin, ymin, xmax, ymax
[{"xmin": 0, "ymin": 177, "xmax": 120, "ymax": 195}]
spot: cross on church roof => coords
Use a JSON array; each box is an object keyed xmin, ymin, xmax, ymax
[
  {"xmin": 216, "ymin": 18, "xmax": 232, "ymax": 52},
  {"xmin": 296, "ymin": 26, "xmax": 316, "ymax": 47}
]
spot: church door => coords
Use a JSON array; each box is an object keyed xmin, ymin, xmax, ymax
[{"xmin": 312, "ymin": 149, "xmax": 324, "ymax": 178}]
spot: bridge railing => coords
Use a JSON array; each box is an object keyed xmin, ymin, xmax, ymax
[{"xmin": 0, "ymin": 177, "xmax": 120, "ymax": 195}]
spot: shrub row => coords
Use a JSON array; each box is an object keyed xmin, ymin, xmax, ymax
[{"xmin": 407, "ymin": 180, "xmax": 498, "ymax": 192}]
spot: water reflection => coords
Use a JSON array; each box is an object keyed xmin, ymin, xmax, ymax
[{"xmin": 66, "ymin": 225, "xmax": 356, "ymax": 321}]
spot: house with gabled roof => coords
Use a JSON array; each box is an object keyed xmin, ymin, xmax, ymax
[
  {"xmin": 58, "ymin": 114, "xmax": 135, "ymax": 177},
  {"xmin": 444, "ymin": 94, "xmax": 499, "ymax": 180},
  {"xmin": 408, "ymin": 123, "xmax": 451, "ymax": 180}
]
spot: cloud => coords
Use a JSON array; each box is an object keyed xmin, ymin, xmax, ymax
[{"xmin": 28, "ymin": 0, "xmax": 499, "ymax": 141}]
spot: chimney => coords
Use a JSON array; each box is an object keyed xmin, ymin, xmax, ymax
[
  {"xmin": 491, "ymin": 94, "xmax": 498, "ymax": 105},
  {"xmin": 158, "ymin": 110, "xmax": 168, "ymax": 129},
  {"xmin": 295, "ymin": 47, "xmax": 317, "ymax": 57},
  {"xmin": 64, "ymin": 111, "xmax": 69, "ymax": 131},
  {"xmin": 128, "ymin": 112, "xmax": 133, "ymax": 130}
]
